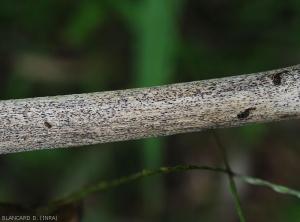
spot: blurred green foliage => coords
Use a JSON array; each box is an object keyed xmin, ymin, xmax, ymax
[
  {"xmin": 64, "ymin": 2, "xmax": 107, "ymax": 47},
  {"xmin": 133, "ymin": 0, "xmax": 182, "ymax": 216}
]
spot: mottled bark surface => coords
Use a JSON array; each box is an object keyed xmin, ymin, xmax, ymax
[{"xmin": 1, "ymin": 64, "xmax": 300, "ymax": 154}]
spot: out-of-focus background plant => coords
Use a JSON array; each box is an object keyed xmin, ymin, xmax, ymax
[{"xmin": 1, "ymin": 1, "xmax": 300, "ymax": 221}]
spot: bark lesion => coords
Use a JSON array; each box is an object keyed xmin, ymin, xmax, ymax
[
  {"xmin": 237, "ymin": 108, "xmax": 256, "ymax": 119},
  {"xmin": 44, "ymin": 122, "xmax": 52, "ymax": 128},
  {"xmin": 270, "ymin": 70, "xmax": 288, "ymax": 86}
]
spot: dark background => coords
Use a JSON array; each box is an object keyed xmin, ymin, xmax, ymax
[{"xmin": 1, "ymin": 1, "xmax": 300, "ymax": 221}]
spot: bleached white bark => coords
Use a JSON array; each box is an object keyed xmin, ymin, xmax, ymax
[{"xmin": 1, "ymin": 64, "xmax": 300, "ymax": 154}]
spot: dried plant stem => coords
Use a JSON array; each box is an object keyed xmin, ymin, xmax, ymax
[{"xmin": 1, "ymin": 65, "xmax": 300, "ymax": 154}]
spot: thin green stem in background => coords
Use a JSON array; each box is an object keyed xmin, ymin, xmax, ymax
[
  {"xmin": 35, "ymin": 131, "xmax": 299, "ymax": 219},
  {"xmin": 212, "ymin": 131, "xmax": 246, "ymax": 222},
  {"xmin": 37, "ymin": 165, "xmax": 227, "ymax": 215},
  {"xmin": 229, "ymin": 178, "xmax": 246, "ymax": 222},
  {"xmin": 35, "ymin": 162, "xmax": 300, "ymax": 217}
]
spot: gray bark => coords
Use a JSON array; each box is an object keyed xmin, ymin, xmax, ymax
[{"xmin": 1, "ymin": 64, "xmax": 300, "ymax": 154}]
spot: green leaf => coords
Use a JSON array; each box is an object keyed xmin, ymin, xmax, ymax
[{"xmin": 238, "ymin": 175, "xmax": 300, "ymax": 199}]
